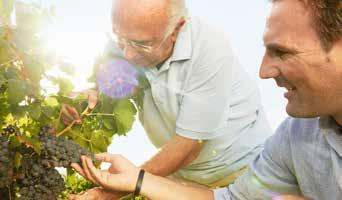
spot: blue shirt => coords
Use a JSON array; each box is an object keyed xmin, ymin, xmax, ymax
[{"xmin": 214, "ymin": 117, "xmax": 342, "ymax": 200}]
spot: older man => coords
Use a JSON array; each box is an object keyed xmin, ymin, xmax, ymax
[
  {"xmin": 66, "ymin": 0, "xmax": 271, "ymax": 198},
  {"xmin": 72, "ymin": 0, "xmax": 342, "ymax": 199}
]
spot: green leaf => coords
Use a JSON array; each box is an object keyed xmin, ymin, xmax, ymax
[
  {"xmin": 40, "ymin": 97, "xmax": 59, "ymax": 119},
  {"xmin": 0, "ymin": 41, "xmax": 15, "ymax": 65},
  {"xmin": 41, "ymin": 106, "xmax": 58, "ymax": 119},
  {"xmin": 27, "ymin": 104, "xmax": 41, "ymax": 120},
  {"xmin": 90, "ymin": 130, "xmax": 109, "ymax": 153},
  {"xmin": 0, "ymin": 0, "xmax": 14, "ymax": 19},
  {"xmin": 113, "ymin": 99, "xmax": 137, "ymax": 135},
  {"xmin": 3, "ymin": 68, "xmax": 18, "ymax": 79},
  {"xmin": 69, "ymin": 127, "xmax": 90, "ymax": 150},
  {"xmin": 44, "ymin": 96, "xmax": 59, "ymax": 107},
  {"xmin": 7, "ymin": 79, "xmax": 27, "ymax": 104},
  {"xmin": 23, "ymin": 56, "xmax": 45, "ymax": 82},
  {"xmin": 0, "ymin": 73, "xmax": 5, "ymax": 87},
  {"xmin": 103, "ymin": 118, "xmax": 117, "ymax": 131},
  {"xmin": 59, "ymin": 61, "xmax": 75, "ymax": 76},
  {"xmin": 15, "ymin": 2, "xmax": 43, "ymax": 32},
  {"xmin": 57, "ymin": 78, "xmax": 74, "ymax": 96},
  {"xmin": 10, "ymin": 105, "xmax": 25, "ymax": 119}
]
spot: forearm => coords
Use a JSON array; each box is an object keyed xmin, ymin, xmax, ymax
[
  {"xmin": 141, "ymin": 135, "xmax": 202, "ymax": 176},
  {"xmin": 141, "ymin": 172, "xmax": 214, "ymax": 200}
]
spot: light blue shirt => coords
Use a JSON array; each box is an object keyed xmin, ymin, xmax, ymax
[
  {"xmin": 214, "ymin": 117, "xmax": 342, "ymax": 199},
  {"xmin": 138, "ymin": 17, "xmax": 271, "ymax": 185},
  {"xmin": 103, "ymin": 17, "xmax": 271, "ymax": 185}
]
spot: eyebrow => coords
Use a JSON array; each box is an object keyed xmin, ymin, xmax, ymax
[{"xmin": 265, "ymin": 43, "xmax": 300, "ymax": 54}]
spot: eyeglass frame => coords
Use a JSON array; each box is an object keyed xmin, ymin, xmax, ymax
[{"xmin": 111, "ymin": 17, "xmax": 182, "ymax": 53}]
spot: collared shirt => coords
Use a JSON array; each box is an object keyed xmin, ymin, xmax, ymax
[
  {"xmin": 139, "ymin": 17, "xmax": 271, "ymax": 185},
  {"xmin": 214, "ymin": 117, "xmax": 342, "ymax": 200},
  {"xmin": 103, "ymin": 17, "xmax": 271, "ymax": 185}
]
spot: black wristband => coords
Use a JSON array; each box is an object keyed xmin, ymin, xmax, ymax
[{"xmin": 133, "ymin": 169, "xmax": 145, "ymax": 197}]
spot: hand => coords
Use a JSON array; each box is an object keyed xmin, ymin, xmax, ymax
[
  {"xmin": 61, "ymin": 89, "xmax": 98, "ymax": 125},
  {"xmin": 61, "ymin": 104, "xmax": 81, "ymax": 125},
  {"xmin": 71, "ymin": 153, "xmax": 140, "ymax": 193},
  {"xmin": 68, "ymin": 187, "xmax": 126, "ymax": 200}
]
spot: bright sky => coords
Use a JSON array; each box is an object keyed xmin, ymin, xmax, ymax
[{"xmin": 24, "ymin": 0, "xmax": 288, "ymax": 165}]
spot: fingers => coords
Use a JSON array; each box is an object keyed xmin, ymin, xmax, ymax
[
  {"xmin": 71, "ymin": 160, "xmax": 98, "ymax": 185},
  {"xmin": 66, "ymin": 105, "xmax": 81, "ymax": 123},
  {"xmin": 71, "ymin": 163, "xmax": 86, "ymax": 178},
  {"xmin": 95, "ymin": 153, "xmax": 124, "ymax": 164},
  {"xmin": 86, "ymin": 90, "xmax": 98, "ymax": 109},
  {"xmin": 81, "ymin": 156, "xmax": 99, "ymax": 185},
  {"xmin": 68, "ymin": 194, "xmax": 78, "ymax": 200},
  {"xmin": 61, "ymin": 104, "xmax": 81, "ymax": 124},
  {"xmin": 85, "ymin": 156, "xmax": 103, "ymax": 184},
  {"xmin": 71, "ymin": 156, "xmax": 99, "ymax": 185}
]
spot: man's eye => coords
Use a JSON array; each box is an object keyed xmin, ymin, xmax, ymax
[
  {"xmin": 134, "ymin": 41, "xmax": 151, "ymax": 46},
  {"xmin": 274, "ymin": 50, "xmax": 289, "ymax": 59}
]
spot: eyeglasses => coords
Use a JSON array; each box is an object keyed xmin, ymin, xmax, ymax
[{"xmin": 112, "ymin": 31, "xmax": 171, "ymax": 53}]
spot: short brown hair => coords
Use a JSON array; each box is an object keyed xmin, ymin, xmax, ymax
[{"xmin": 272, "ymin": 0, "xmax": 342, "ymax": 51}]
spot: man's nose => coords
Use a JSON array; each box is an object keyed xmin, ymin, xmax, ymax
[{"xmin": 259, "ymin": 55, "xmax": 281, "ymax": 79}]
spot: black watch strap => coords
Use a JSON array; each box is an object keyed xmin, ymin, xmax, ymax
[{"xmin": 133, "ymin": 169, "xmax": 145, "ymax": 197}]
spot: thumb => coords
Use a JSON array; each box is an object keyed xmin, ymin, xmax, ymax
[
  {"xmin": 87, "ymin": 90, "xmax": 98, "ymax": 109},
  {"xmin": 95, "ymin": 153, "xmax": 113, "ymax": 163},
  {"xmin": 68, "ymin": 194, "xmax": 78, "ymax": 200}
]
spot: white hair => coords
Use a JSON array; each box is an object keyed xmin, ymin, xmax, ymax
[{"xmin": 165, "ymin": 0, "xmax": 188, "ymax": 35}]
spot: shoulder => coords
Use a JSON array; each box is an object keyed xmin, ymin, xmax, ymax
[
  {"xmin": 269, "ymin": 117, "xmax": 321, "ymax": 151},
  {"xmin": 285, "ymin": 117, "xmax": 321, "ymax": 141},
  {"xmin": 189, "ymin": 17, "xmax": 235, "ymax": 62},
  {"xmin": 266, "ymin": 117, "xmax": 319, "ymax": 146}
]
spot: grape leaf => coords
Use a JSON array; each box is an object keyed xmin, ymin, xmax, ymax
[
  {"xmin": 7, "ymin": 79, "xmax": 27, "ymax": 104},
  {"xmin": 113, "ymin": 99, "xmax": 137, "ymax": 135},
  {"xmin": 90, "ymin": 130, "xmax": 109, "ymax": 153},
  {"xmin": 0, "ymin": 0, "xmax": 14, "ymax": 19},
  {"xmin": 27, "ymin": 104, "xmax": 41, "ymax": 120}
]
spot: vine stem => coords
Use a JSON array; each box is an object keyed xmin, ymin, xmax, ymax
[
  {"xmin": 56, "ymin": 105, "xmax": 90, "ymax": 137},
  {"xmin": 84, "ymin": 113, "xmax": 117, "ymax": 117},
  {"xmin": 0, "ymin": 59, "xmax": 17, "ymax": 68},
  {"xmin": 56, "ymin": 120, "xmax": 76, "ymax": 137},
  {"xmin": 77, "ymin": 134, "xmax": 91, "ymax": 142},
  {"xmin": 80, "ymin": 106, "xmax": 90, "ymax": 116},
  {"xmin": 7, "ymin": 185, "xmax": 11, "ymax": 200}
]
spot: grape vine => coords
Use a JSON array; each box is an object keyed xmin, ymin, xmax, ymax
[{"xmin": 0, "ymin": 0, "xmax": 143, "ymax": 199}]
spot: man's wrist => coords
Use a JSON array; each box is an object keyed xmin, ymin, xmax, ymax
[
  {"xmin": 128, "ymin": 169, "xmax": 142, "ymax": 192},
  {"xmin": 133, "ymin": 169, "xmax": 145, "ymax": 196}
]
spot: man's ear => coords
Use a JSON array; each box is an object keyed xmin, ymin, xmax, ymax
[{"xmin": 170, "ymin": 17, "xmax": 186, "ymax": 42}]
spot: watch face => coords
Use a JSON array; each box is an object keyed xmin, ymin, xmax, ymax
[{"xmin": 96, "ymin": 58, "xmax": 138, "ymax": 99}]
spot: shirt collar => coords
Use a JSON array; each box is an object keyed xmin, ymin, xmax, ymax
[
  {"xmin": 155, "ymin": 19, "xmax": 192, "ymax": 73},
  {"xmin": 320, "ymin": 117, "xmax": 342, "ymax": 157},
  {"xmin": 169, "ymin": 19, "xmax": 193, "ymax": 62}
]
